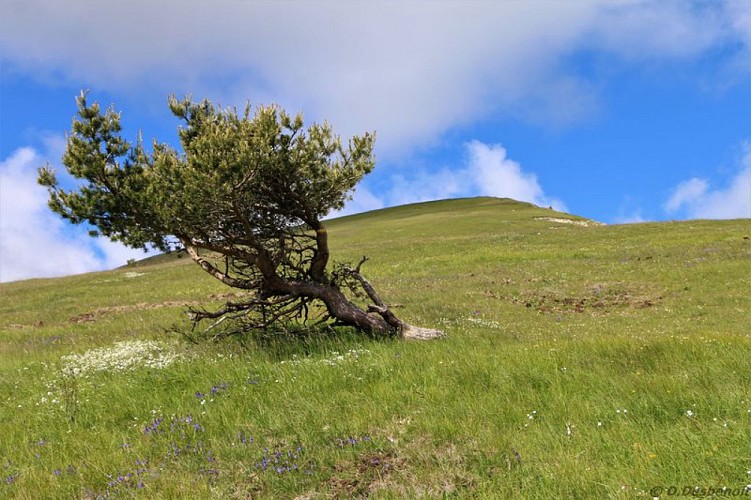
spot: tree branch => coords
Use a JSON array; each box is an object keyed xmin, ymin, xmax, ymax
[
  {"xmin": 182, "ymin": 241, "xmax": 255, "ymax": 289},
  {"xmin": 342, "ymin": 257, "xmax": 406, "ymax": 331}
]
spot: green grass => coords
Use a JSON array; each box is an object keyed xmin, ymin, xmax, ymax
[{"xmin": 1, "ymin": 196, "xmax": 750, "ymax": 498}]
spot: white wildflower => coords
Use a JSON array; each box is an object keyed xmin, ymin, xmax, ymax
[
  {"xmin": 466, "ymin": 317, "xmax": 502, "ymax": 329},
  {"xmin": 686, "ymin": 410, "xmax": 694, "ymax": 418},
  {"xmin": 278, "ymin": 348, "xmax": 370, "ymax": 367},
  {"xmin": 61, "ymin": 340, "xmax": 183, "ymax": 376}
]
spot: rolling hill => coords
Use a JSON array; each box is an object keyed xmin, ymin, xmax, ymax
[{"xmin": 1, "ymin": 197, "xmax": 749, "ymax": 498}]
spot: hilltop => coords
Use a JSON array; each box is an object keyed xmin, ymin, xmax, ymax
[{"xmin": 1, "ymin": 197, "xmax": 749, "ymax": 497}]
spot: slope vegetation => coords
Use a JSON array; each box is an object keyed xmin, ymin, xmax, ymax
[{"xmin": 1, "ymin": 197, "xmax": 749, "ymax": 498}]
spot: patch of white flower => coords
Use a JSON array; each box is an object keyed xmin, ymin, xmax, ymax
[
  {"xmin": 61, "ymin": 340, "xmax": 183, "ymax": 377},
  {"xmin": 279, "ymin": 348, "xmax": 370, "ymax": 367},
  {"xmin": 465, "ymin": 317, "xmax": 502, "ymax": 329},
  {"xmin": 534, "ymin": 217, "xmax": 604, "ymax": 227},
  {"xmin": 123, "ymin": 271, "xmax": 146, "ymax": 279}
]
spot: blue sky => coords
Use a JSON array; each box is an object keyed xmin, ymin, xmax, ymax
[{"xmin": 1, "ymin": 0, "xmax": 749, "ymax": 282}]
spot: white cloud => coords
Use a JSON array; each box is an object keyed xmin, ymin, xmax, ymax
[
  {"xmin": 1, "ymin": 1, "xmax": 745, "ymax": 157},
  {"xmin": 664, "ymin": 149, "xmax": 751, "ymax": 219},
  {"xmin": 340, "ymin": 140, "xmax": 566, "ymax": 214},
  {"xmin": 466, "ymin": 141, "xmax": 567, "ymax": 211},
  {"xmin": 664, "ymin": 178, "xmax": 709, "ymax": 212},
  {"xmin": 0, "ymin": 145, "xmax": 153, "ymax": 282},
  {"xmin": 612, "ymin": 211, "xmax": 647, "ymax": 225},
  {"xmin": 386, "ymin": 168, "xmax": 467, "ymax": 207},
  {"xmin": 590, "ymin": 1, "xmax": 728, "ymax": 61},
  {"xmin": 331, "ymin": 185, "xmax": 386, "ymax": 218}
]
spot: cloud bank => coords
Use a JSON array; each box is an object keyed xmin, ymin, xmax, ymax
[
  {"xmin": 0, "ymin": 145, "xmax": 153, "ymax": 282},
  {"xmin": 664, "ymin": 148, "xmax": 751, "ymax": 220},
  {"xmin": 2, "ymin": 1, "xmax": 747, "ymax": 156},
  {"xmin": 339, "ymin": 140, "xmax": 566, "ymax": 217}
]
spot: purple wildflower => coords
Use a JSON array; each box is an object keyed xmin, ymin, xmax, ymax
[
  {"xmin": 210, "ymin": 382, "xmax": 229, "ymax": 394},
  {"xmin": 144, "ymin": 417, "xmax": 163, "ymax": 434},
  {"xmin": 336, "ymin": 435, "xmax": 370, "ymax": 447}
]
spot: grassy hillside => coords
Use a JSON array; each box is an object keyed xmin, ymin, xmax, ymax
[{"xmin": 1, "ymin": 197, "xmax": 749, "ymax": 498}]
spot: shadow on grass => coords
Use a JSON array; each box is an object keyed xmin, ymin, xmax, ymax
[
  {"xmin": 170, "ymin": 321, "xmax": 398, "ymax": 362},
  {"xmin": 245, "ymin": 325, "xmax": 398, "ymax": 361}
]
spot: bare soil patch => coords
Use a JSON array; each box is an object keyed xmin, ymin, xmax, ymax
[
  {"xmin": 68, "ymin": 300, "xmax": 201, "ymax": 324},
  {"xmin": 486, "ymin": 282, "xmax": 662, "ymax": 314},
  {"xmin": 326, "ymin": 451, "xmax": 402, "ymax": 498}
]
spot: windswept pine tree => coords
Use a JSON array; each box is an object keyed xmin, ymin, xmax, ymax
[{"xmin": 38, "ymin": 92, "xmax": 443, "ymax": 339}]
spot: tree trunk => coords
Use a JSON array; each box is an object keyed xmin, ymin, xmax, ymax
[
  {"xmin": 271, "ymin": 278, "xmax": 444, "ymax": 339},
  {"xmin": 183, "ymin": 241, "xmax": 445, "ymax": 340},
  {"xmin": 322, "ymin": 288, "xmax": 445, "ymax": 339}
]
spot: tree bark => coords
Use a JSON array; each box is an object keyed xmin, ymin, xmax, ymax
[
  {"xmin": 266, "ymin": 276, "xmax": 393, "ymax": 335},
  {"xmin": 309, "ymin": 223, "xmax": 329, "ymax": 282}
]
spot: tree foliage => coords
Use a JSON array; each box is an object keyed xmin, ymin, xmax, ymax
[{"xmin": 39, "ymin": 92, "xmax": 443, "ymax": 339}]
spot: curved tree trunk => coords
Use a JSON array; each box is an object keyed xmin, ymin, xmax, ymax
[
  {"xmin": 181, "ymin": 233, "xmax": 444, "ymax": 340},
  {"xmin": 284, "ymin": 274, "xmax": 445, "ymax": 340}
]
